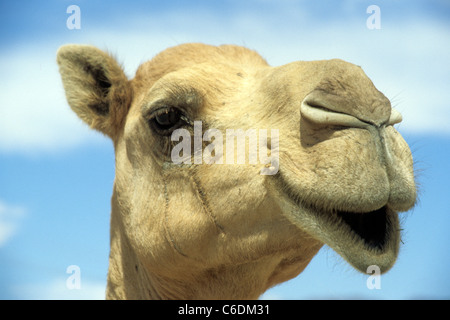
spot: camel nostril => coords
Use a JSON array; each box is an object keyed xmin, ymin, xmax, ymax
[
  {"xmin": 300, "ymin": 94, "xmax": 369, "ymax": 129},
  {"xmin": 388, "ymin": 109, "xmax": 403, "ymax": 126}
]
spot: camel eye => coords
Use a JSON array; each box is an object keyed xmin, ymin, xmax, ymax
[
  {"xmin": 155, "ymin": 109, "xmax": 180, "ymax": 127},
  {"xmin": 149, "ymin": 107, "xmax": 186, "ymax": 136}
]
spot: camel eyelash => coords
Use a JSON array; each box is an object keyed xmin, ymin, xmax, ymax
[{"xmin": 150, "ymin": 107, "xmax": 192, "ymax": 124}]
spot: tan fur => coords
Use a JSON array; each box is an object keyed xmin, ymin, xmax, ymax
[{"xmin": 57, "ymin": 43, "xmax": 416, "ymax": 299}]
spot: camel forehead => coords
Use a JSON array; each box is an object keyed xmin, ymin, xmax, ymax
[{"xmin": 133, "ymin": 43, "xmax": 268, "ymax": 89}]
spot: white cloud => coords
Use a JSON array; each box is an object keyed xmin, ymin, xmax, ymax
[
  {"xmin": 1, "ymin": 6, "xmax": 448, "ymax": 154},
  {"xmin": 0, "ymin": 45, "xmax": 108, "ymax": 155},
  {"xmin": 0, "ymin": 200, "xmax": 26, "ymax": 247}
]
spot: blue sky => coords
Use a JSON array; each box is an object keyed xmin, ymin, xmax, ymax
[{"xmin": 1, "ymin": 0, "xmax": 449, "ymax": 299}]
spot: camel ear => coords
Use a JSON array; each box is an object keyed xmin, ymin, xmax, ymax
[{"xmin": 57, "ymin": 44, "xmax": 132, "ymax": 138}]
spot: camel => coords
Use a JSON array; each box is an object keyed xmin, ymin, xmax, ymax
[{"xmin": 57, "ymin": 43, "xmax": 417, "ymax": 299}]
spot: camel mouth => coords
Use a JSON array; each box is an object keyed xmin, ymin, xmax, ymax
[
  {"xmin": 289, "ymin": 200, "xmax": 400, "ymax": 273},
  {"xmin": 274, "ymin": 173, "xmax": 400, "ymax": 273},
  {"xmin": 304, "ymin": 202, "xmax": 400, "ymax": 273},
  {"xmin": 335, "ymin": 206, "xmax": 389, "ymax": 251}
]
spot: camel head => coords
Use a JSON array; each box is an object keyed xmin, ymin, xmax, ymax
[{"xmin": 57, "ymin": 43, "xmax": 416, "ymax": 299}]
